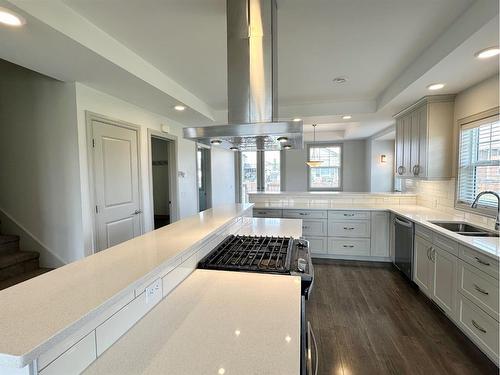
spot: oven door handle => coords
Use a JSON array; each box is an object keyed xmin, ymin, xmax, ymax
[{"xmin": 307, "ymin": 321, "xmax": 319, "ymax": 375}]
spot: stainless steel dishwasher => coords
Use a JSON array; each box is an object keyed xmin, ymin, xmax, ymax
[{"xmin": 393, "ymin": 216, "xmax": 414, "ymax": 280}]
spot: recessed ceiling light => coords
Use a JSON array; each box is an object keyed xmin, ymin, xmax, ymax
[
  {"xmin": 292, "ymin": 118, "xmax": 302, "ymax": 122},
  {"xmin": 174, "ymin": 105, "xmax": 186, "ymax": 111},
  {"xmin": 475, "ymin": 46, "xmax": 500, "ymax": 59},
  {"xmin": 210, "ymin": 139, "xmax": 222, "ymax": 145},
  {"xmin": 283, "ymin": 144, "xmax": 292, "ymax": 150},
  {"xmin": 342, "ymin": 115, "xmax": 352, "ymax": 120},
  {"xmin": 427, "ymin": 83, "xmax": 445, "ymax": 91},
  {"xmin": 332, "ymin": 77, "xmax": 348, "ymax": 84},
  {"xmin": 0, "ymin": 7, "xmax": 25, "ymax": 26}
]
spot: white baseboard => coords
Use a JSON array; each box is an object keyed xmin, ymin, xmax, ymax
[
  {"xmin": 311, "ymin": 254, "xmax": 392, "ymax": 262},
  {"xmin": 0, "ymin": 207, "xmax": 66, "ymax": 268}
]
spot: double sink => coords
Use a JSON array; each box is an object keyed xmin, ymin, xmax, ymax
[{"xmin": 430, "ymin": 221, "xmax": 499, "ymax": 238}]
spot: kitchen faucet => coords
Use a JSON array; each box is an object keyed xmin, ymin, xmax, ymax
[{"xmin": 471, "ymin": 191, "xmax": 500, "ymax": 231}]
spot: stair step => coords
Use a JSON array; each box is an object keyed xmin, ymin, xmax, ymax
[
  {"xmin": 0, "ymin": 235, "xmax": 20, "ymax": 253},
  {"xmin": 0, "ymin": 268, "xmax": 52, "ymax": 291},
  {"xmin": 0, "ymin": 251, "xmax": 39, "ymax": 281}
]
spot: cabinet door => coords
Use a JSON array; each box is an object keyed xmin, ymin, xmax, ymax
[
  {"xmin": 403, "ymin": 116, "xmax": 412, "ymax": 176},
  {"xmin": 413, "ymin": 235, "xmax": 433, "ymax": 298},
  {"xmin": 395, "ymin": 119, "xmax": 405, "ymax": 176},
  {"xmin": 410, "ymin": 110, "xmax": 420, "ymax": 177},
  {"xmin": 432, "ymin": 246, "xmax": 458, "ymax": 320},
  {"xmin": 417, "ymin": 105, "xmax": 427, "ymax": 177},
  {"xmin": 370, "ymin": 212, "xmax": 389, "ymax": 257}
]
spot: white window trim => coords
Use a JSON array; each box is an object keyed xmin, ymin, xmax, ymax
[
  {"xmin": 307, "ymin": 142, "xmax": 343, "ymax": 191},
  {"xmin": 455, "ymin": 107, "xmax": 500, "ymax": 218}
]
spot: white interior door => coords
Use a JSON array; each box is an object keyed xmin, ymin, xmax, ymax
[{"xmin": 92, "ymin": 120, "xmax": 142, "ymax": 251}]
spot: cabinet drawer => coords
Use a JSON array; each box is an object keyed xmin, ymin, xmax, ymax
[
  {"xmin": 328, "ymin": 210, "xmax": 370, "ymax": 220},
  {"xmin": 458, "ymin": 294, "xmax": 499, "ymax": 363},
  {"xmin": 459, "ymin": 260, "xmax": 499, "ymax": 320},
  {"xmin": 328, "ymin": 220, "xmax": 370, "ymax": 238},
  {"xmin": 304, "ymin": 236, "xmax": 327, "ymax": 255},
  {"xmin": 328, "ymin": 238, "xmax": 370, "ymax": 256},
  {"xmin": 415, "ymin": 224, "xmax": 433, "ymax": 242},
  {"xmin": 282, "ymin": 209, "xmax": 327, "ymax": 219},
  {"xmin": 433, "ymin": 233, "xmax": 458, "ymax": 256},
  {"xmin": 39, "ymin": 332, "xmax": 96, "ymax": 375},
  {"xmin": 301, "ymin": 219, "xmax": 327, "ymax": 236},
  {"xmin": 459, "ymin": 245, "xmax": 498, "ymax": 280},
  {"xmin": 253, "ymin": 208, "xmax": 282, "ymax": 218}
]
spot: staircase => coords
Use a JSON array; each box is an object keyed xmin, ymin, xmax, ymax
[{"xmin": 0, "ymin": 234, "xmax": 52, "ymax": 290}]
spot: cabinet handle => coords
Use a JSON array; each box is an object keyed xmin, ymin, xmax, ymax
[
  {"xmin": 397, "ymin": 166, "xmax": 404, "ymax": 175},
  {"xmin": 475, "ymin": 257, "xmax": 490, "ymax": 266},
  {"xmin": 343, "ymin": 227, "xmax": 355, "ymax": 230},
  {"xmin": 343, "ymin": 245, "xmax": 354, "ymax": 248},
  {"xmin": 302, "ymin": 226, "xmax": 310, "ymax": 230},
  {"xmin": 257, "ymin": 211, "xmax": 266, "ymax": 215},
  {"xmin": 471, "ymin": 319, "xmax": 487, "ymax": 333},
  {"xmin": 427, "ymin": 247, "xmax": 431, "ymax": 261},
  {"xmin": 431, "ymin": 247, "xmax": 436, "ymax": 262},
  {"xmin": 412, "ymin": 165, "xmax": 420, "ymax": 176},
  {"xmin": 474, "ymin": 284, "xmax": 489, "ymax": 295},
  {"xmin": 343, "ymin": 213, "xmax": 355, "ymax": 217},
  {"xmin": 299, "ymin": 212, "xmax": 309, "ymax": 216}
]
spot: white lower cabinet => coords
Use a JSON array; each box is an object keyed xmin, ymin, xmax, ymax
[
  {"xmin": 370, "ymin": 212, "xmax": 389, "ymax": 257},
  {"xmin": 458, "ymin": 294, "xmax": 499, "ymax": 364},
  {"xmin": 413, "ymin": 235, "xmax": 433, "ymax": 298},
  {"xmin": 301, "ymin": 219, "xmax": 328, "ymax": 237},
  {"xmin": 328, "ymin": 220, "xmax": 370, "ymax": 238},
  {"xmin": 432, "ymin": 246, "xmax": 458, "ymax": 319},
  {"xmin": 327, "ymin": 238, "xmax": 370, "ymax": 256},
  {"xmin": 305, "ymin": 236, "xmax": 327, "ymax": 255},
  {"xmin": 39, "ymin": 332, "xmax": 96, "ymax": 375}
]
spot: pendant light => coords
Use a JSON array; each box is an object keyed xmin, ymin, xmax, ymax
[{"xmin": 306, "ymin": 124, "xmax": 323, "ymax": 167}]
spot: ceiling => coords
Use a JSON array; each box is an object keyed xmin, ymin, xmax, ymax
[{"xmin": 1, "ymin": 0, "xmax": 499, "ymax": 139}]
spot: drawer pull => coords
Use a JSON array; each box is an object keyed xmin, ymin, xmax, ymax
[
  {"xmin": 302, "ymin": 226, "xmax": 310, "ymax": 230},
  {"xmin": 471, "ymin": 319, "xmax": 487, "ymax": 333},
  {"xmin": 343, "ymin": 227, "xmax": 355, "ymax": 230},
  {"xmin": 299, "ymin": 213, "xmax": 309, "ymax": 216},
  {"xmin": 257, "ymin": 211, "xmax": 266, "ymax": 215},
  {"xmin": 473, "ymin": 284, "xmax": 489, "ymax": 295},
  {"xmin": 343, "ymin": 213, "xmax": 355, "ymax": 217},
  {"xmin": 475, "ymin": 257, "xmax": 490, "ymax": 266},
  {"xmin": 342, "ymin": 245, "xmax": 354, "ymax": 248}
]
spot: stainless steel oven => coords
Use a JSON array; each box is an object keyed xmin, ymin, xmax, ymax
[{"xmin": 393, "ymin": 216, "xmax": 414, "ymax": 280}]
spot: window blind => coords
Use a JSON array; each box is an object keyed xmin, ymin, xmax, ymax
[{"xmin": 457, "ymin": 115, "xmax": 500, "ymax": 209}]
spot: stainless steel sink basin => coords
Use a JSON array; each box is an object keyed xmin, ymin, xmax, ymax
[{"xmin": 429, "ymin": 221, "xmax": 499, "ymax": 238}]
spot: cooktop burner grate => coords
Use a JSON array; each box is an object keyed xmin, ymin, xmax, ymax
[{"xmin": 198, "ymin": 235, "xmax": 293, "ymax": 273}]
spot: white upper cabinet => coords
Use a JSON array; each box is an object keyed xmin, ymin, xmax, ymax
[{"xmin": 395, "ymin": 95, "xmax": 455, "ymax": 179}]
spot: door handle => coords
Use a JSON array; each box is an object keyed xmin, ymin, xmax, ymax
[{"xmin": 132, "ymin": 209, "xmax": 142, "ymax": 215}]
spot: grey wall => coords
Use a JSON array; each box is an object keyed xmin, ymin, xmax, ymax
[
  {"xmin": 0, "ymin": 59, "xmax": 83, "ymax": 266},
  {"xmin": 283, "ymin": 140, "xmax": 369, "ymax": 192},
  {"xmin": 368, "ymin": 140, "xmax": 395, "ymax": 192}
]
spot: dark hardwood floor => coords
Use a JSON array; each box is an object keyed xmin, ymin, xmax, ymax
[{"xmin": 306, "ymin": 260, "xmax": 498, "ymax": 375}]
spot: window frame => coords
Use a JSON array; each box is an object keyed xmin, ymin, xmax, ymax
[
  {"xmin": 307, "ymin": 142, "xmax": 343, "ymax": 191},
  {"xmin": 454, "ymin": 107, "xmax": 500, "ymax": 218}
]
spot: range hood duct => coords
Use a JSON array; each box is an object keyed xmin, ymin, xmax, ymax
[{"xmin": 183, "ymin": 0, "xmax": 303, "ymax": 151}]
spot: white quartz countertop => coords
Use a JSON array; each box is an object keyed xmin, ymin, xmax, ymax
[
  {"xmin": 84, "ymin": 270, "xmax": 302, "ymax": 375},
  {"xmin": 237, "ymin": 217, "xmax": 303, "ymax": 238},
  {"xmin": 248, "ymin": 191, "xmax": 416, "ymax": 196},
  {"xmin": 0, "ymin": 204, "xmax": 253, "ymax": 368},
  {"xmin": 253, "ymin": 202, "xmax": 499, "ymax": 259}
]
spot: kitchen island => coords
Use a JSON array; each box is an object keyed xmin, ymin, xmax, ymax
[{"xmin": 0, "ymin": 205, "xmax": 308, "ymax": 374}]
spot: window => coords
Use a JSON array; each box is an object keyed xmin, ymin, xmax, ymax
[
  {"xmin": 239, "ymin": 151, "xmax": 281, "ymax": 202},
  {"xmin": 308, "ymin": 144, "xmax": 342, "ymax": 190},
  {"xmin": 456, "ymin": 113, "xmax": 500, "ymax": 215}
]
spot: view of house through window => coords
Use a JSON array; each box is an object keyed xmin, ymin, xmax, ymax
[
  {"xmin": 308, "ymin": 144, "xmax": 342, "ymax": 190},
  {"xmin": 457, "ymin": 115, "xmax": 500, "ymax": 211},
  {"xmin": 240, "ymin": 151, "xmax": 281, "ymax": 202}
]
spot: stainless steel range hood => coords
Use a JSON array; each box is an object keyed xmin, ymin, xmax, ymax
[{"xmin": 183, "ymin": 0, "xmax": 303, "ymax": 151}]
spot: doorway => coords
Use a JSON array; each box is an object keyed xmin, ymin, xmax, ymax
[
  {"xmin": 196, "ymin": 145, "xmax": 212, "ymax": 212},
  {"xmin": 149, "ymin": 130, "xmax": 179, "ymax": 230},
  {"xmin": 87, "ymin": 113, "xmax": 143, "ymax": 252}
]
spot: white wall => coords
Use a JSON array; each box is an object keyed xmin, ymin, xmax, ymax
[
  {"xmin": 283, "ymin": 140, "xmax": 369, "ymax": 192},
  {"xmin": 210, "ymin": 148, "xmax": 236, "ymax": 207},
  {"xmin": 75, "ymin": 83, "xmax": 199, "ymax": 255},
  {"xmin": 368, "ymin": 140, "xmax": 394, "ymax": 192},
  {"xmin": 0, "ymin": 60, "xmax": 82, "ymax": 266}
]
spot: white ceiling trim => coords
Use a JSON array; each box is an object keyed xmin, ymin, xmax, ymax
[
  {"xmin": 376, "ymin": 0, "xmax": 498, "ymax": 111},
  {"xmin": 7, "ymin": 0, "xmax": 216, "ymax": 122}
]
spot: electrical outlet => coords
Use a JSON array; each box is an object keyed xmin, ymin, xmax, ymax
[{"xmin": 145, "ymin": 278, "xmax": 162, "ymax": 305}]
